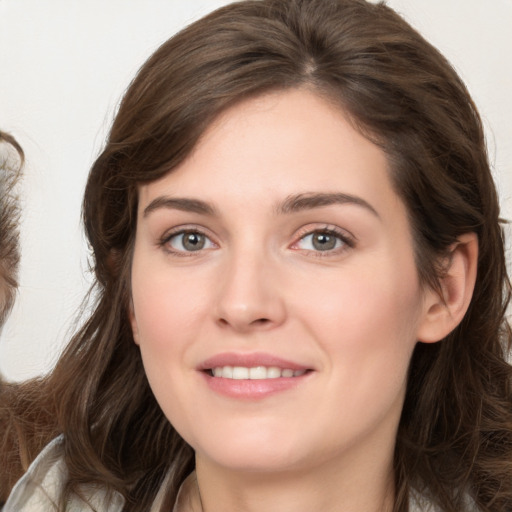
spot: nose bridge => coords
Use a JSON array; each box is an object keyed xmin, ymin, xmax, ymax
[{"xmin": 215, "ymin": 237, "xmax": 285, "ymax": 331}]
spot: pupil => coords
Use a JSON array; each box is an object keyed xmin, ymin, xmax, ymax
[
  {"xmin": 183, "ymin": 233, "xmax": 205, "ymax": 251},
  {"xmin": 313, "ymin": 233, "xmax": 336, "ymax": 251}
]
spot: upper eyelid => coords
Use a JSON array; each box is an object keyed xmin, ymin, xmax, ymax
[
  {"xmin": 160, "ymin": 224, "xmax": 214, "ymax": 242},
  {"xmin": 293, "ymin": 224, "xmax": 356, "ymax": 243}
]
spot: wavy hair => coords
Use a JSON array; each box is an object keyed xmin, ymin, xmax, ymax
[
  {"xmin": 26, "ymin": 1, "xmax": 512, "ymax": 510},
  {"xmin": 0, "ymin": 133, "xmax": 49, "ymax": 505},
  {"xmin": 0, "ymin": 131, "xmax": 23, "ymax": 325}
]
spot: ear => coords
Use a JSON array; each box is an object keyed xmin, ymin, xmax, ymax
[
  {"xmin": 417, "ymin": 233, "xmax": 478, "ymax": 343},
  {"xmin": 129, "ymin": 300, "xmax": 141, "ymax": 345}
]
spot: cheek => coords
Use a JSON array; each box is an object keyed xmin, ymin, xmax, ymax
[
  {"xmin": 131, "ymin": 261, "xmax": 209, "ymax": 351},
  {"xmin": 295, "ymin": 257, "xmax": 423, "ymax": 376},
  {"xmin": 130, "ymin": 263, "xmax": 207, "ymax": 425}
]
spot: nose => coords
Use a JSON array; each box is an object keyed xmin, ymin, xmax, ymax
[{"xmin": 214, "ymin": 249, "xmax": 286, "ymax": 333}]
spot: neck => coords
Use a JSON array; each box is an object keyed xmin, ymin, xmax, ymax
[{"xmin": 192, "ymin": 444, "xmax": 395, "ymax": 512}]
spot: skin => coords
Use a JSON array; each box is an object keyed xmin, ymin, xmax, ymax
[{"xmin": 130, "ymin": 89, "xmax": 475, "ymax": 512}]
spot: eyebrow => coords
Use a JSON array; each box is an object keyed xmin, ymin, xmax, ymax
[
  {"xmin": 278, "ymin": 192, "xmax": 380, "ymax": 218},
  {"xmin": 143, "ymin": 197, "xmax": 217, "ymax": 217},
  {"xmin": 142, "ymin": 192, "xmax": 379, "ymax": 219}
]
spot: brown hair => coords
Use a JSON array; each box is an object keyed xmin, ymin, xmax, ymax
[
  {"xmin": 0, "ymin": 379, "xmax": 60, "ymax": 504},
  {"xmin": 0, "ymin": 131, "xmax": 23, "ymax": 325},
  {"xmin": 0, "ymin": 131, "xmax": 24, "ymax": 504},
  {"xmin": 0, "ymin": 132, "xmax": 20, "ymax": 502},
  {"xmin": 0, "ymin": 134, "xmax": 61, "ymax": 504},
  {"xmin": 24, "ymin": 0, "xmax": 512, "ymax": 510}
]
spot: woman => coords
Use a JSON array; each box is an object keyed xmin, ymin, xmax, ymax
[{"xmin": 5, "ymin": 0, "xmax": 512, "ymax": 510}]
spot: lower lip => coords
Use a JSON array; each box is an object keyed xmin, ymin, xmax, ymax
[{"xmin": 201, "ymin": 372, "xmax": 311, "ymax": 399}]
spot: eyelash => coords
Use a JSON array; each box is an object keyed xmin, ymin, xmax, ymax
[
  {"xmin": 159, "ymin": 227, "xmax": 217, "ymax": 257},
  {"xmin": 159, "ymin": 225, "xmax": 355, "ymax": 257},
  {"xmin": 291, "ymin": 225, "xmax": 355, "ymax": 257}
]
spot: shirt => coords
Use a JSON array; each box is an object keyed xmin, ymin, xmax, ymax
[{"xmin": 4, "ymin": 437, "xmax": 464, "ymax": 512}]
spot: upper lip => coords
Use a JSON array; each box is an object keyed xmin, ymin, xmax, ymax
[{"xmin": 198, "ymin": 352, "xmax": 311, "ymax": 371}]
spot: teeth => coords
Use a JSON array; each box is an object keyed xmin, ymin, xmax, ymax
[
  {"xmin": 211, "ymin": 366, "xmax": 306, "ymax": 379},
  {"xmin": 249, "ymin": 366, "xmax": 267, "ymax": 379},
  {"xmin": 267, "ymin": 367, "xmax": 281, "ymax": 379},
  {"xmin": 232, "ymin": 366, "xmax": 249, "ymax": 379}
]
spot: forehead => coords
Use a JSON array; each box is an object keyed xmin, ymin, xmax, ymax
[{"xmin": 138, "ymin": 88, "xmax": 402, "ymax": 219}]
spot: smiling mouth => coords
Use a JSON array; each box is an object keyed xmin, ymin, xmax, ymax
[{"xmin": 207, "ymin": 366, "xmax": 309, "ymax": 379}]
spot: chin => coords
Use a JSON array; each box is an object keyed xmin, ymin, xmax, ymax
[
  {"xmin": 203, "ymin": 448, "xmax": 305, "ymax": 474},
  {"xmin": 191, "ymin": 426, "xmax": 309, "ymax": 473}
]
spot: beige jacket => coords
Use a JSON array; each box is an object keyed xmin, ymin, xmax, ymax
[{"xmin": 5, "ymin": 436, "xmax": 468, "ymax": 512}]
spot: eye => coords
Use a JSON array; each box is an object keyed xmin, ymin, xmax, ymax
[
  {"xmin": 166, "ymin": 230, "xmax": 215, "ymax": 253},
  {"xmin": 294, "ymin": 228, "xmax": 353, "ymax": 253}
]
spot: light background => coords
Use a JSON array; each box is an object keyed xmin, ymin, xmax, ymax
[{"xmin": 1, "ymin": 0, "xmax": 511, "ymax": 382}]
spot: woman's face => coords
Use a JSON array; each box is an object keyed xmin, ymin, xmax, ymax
[{"xmin": 130, "ymin": 89, "xmax": 434, "ymax": 476}]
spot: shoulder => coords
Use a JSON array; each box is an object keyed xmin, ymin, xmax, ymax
[
  {"xmin": 3, "ymin": 436, "xmax": 124, "ymax": 512},
  {"xmin": 3, "ymin": 436, "xmax": 65, "ymax": 511}
]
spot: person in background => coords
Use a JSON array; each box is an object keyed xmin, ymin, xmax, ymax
[
  {"xmin": 0, "ymin": 132, "xmax": 58, "ymax": 505},
  {"xmin": 0, "ymin": 131, "xmax": 23, "ymax": 326}
]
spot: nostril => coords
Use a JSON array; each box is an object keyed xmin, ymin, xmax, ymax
[
  {"xmin": 251, "ymin": 318, "xmax": 270, "ymax": 325},
  {"xmin": 216, "ymin": 316, "xmax": 271, "ymax": 330}
]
